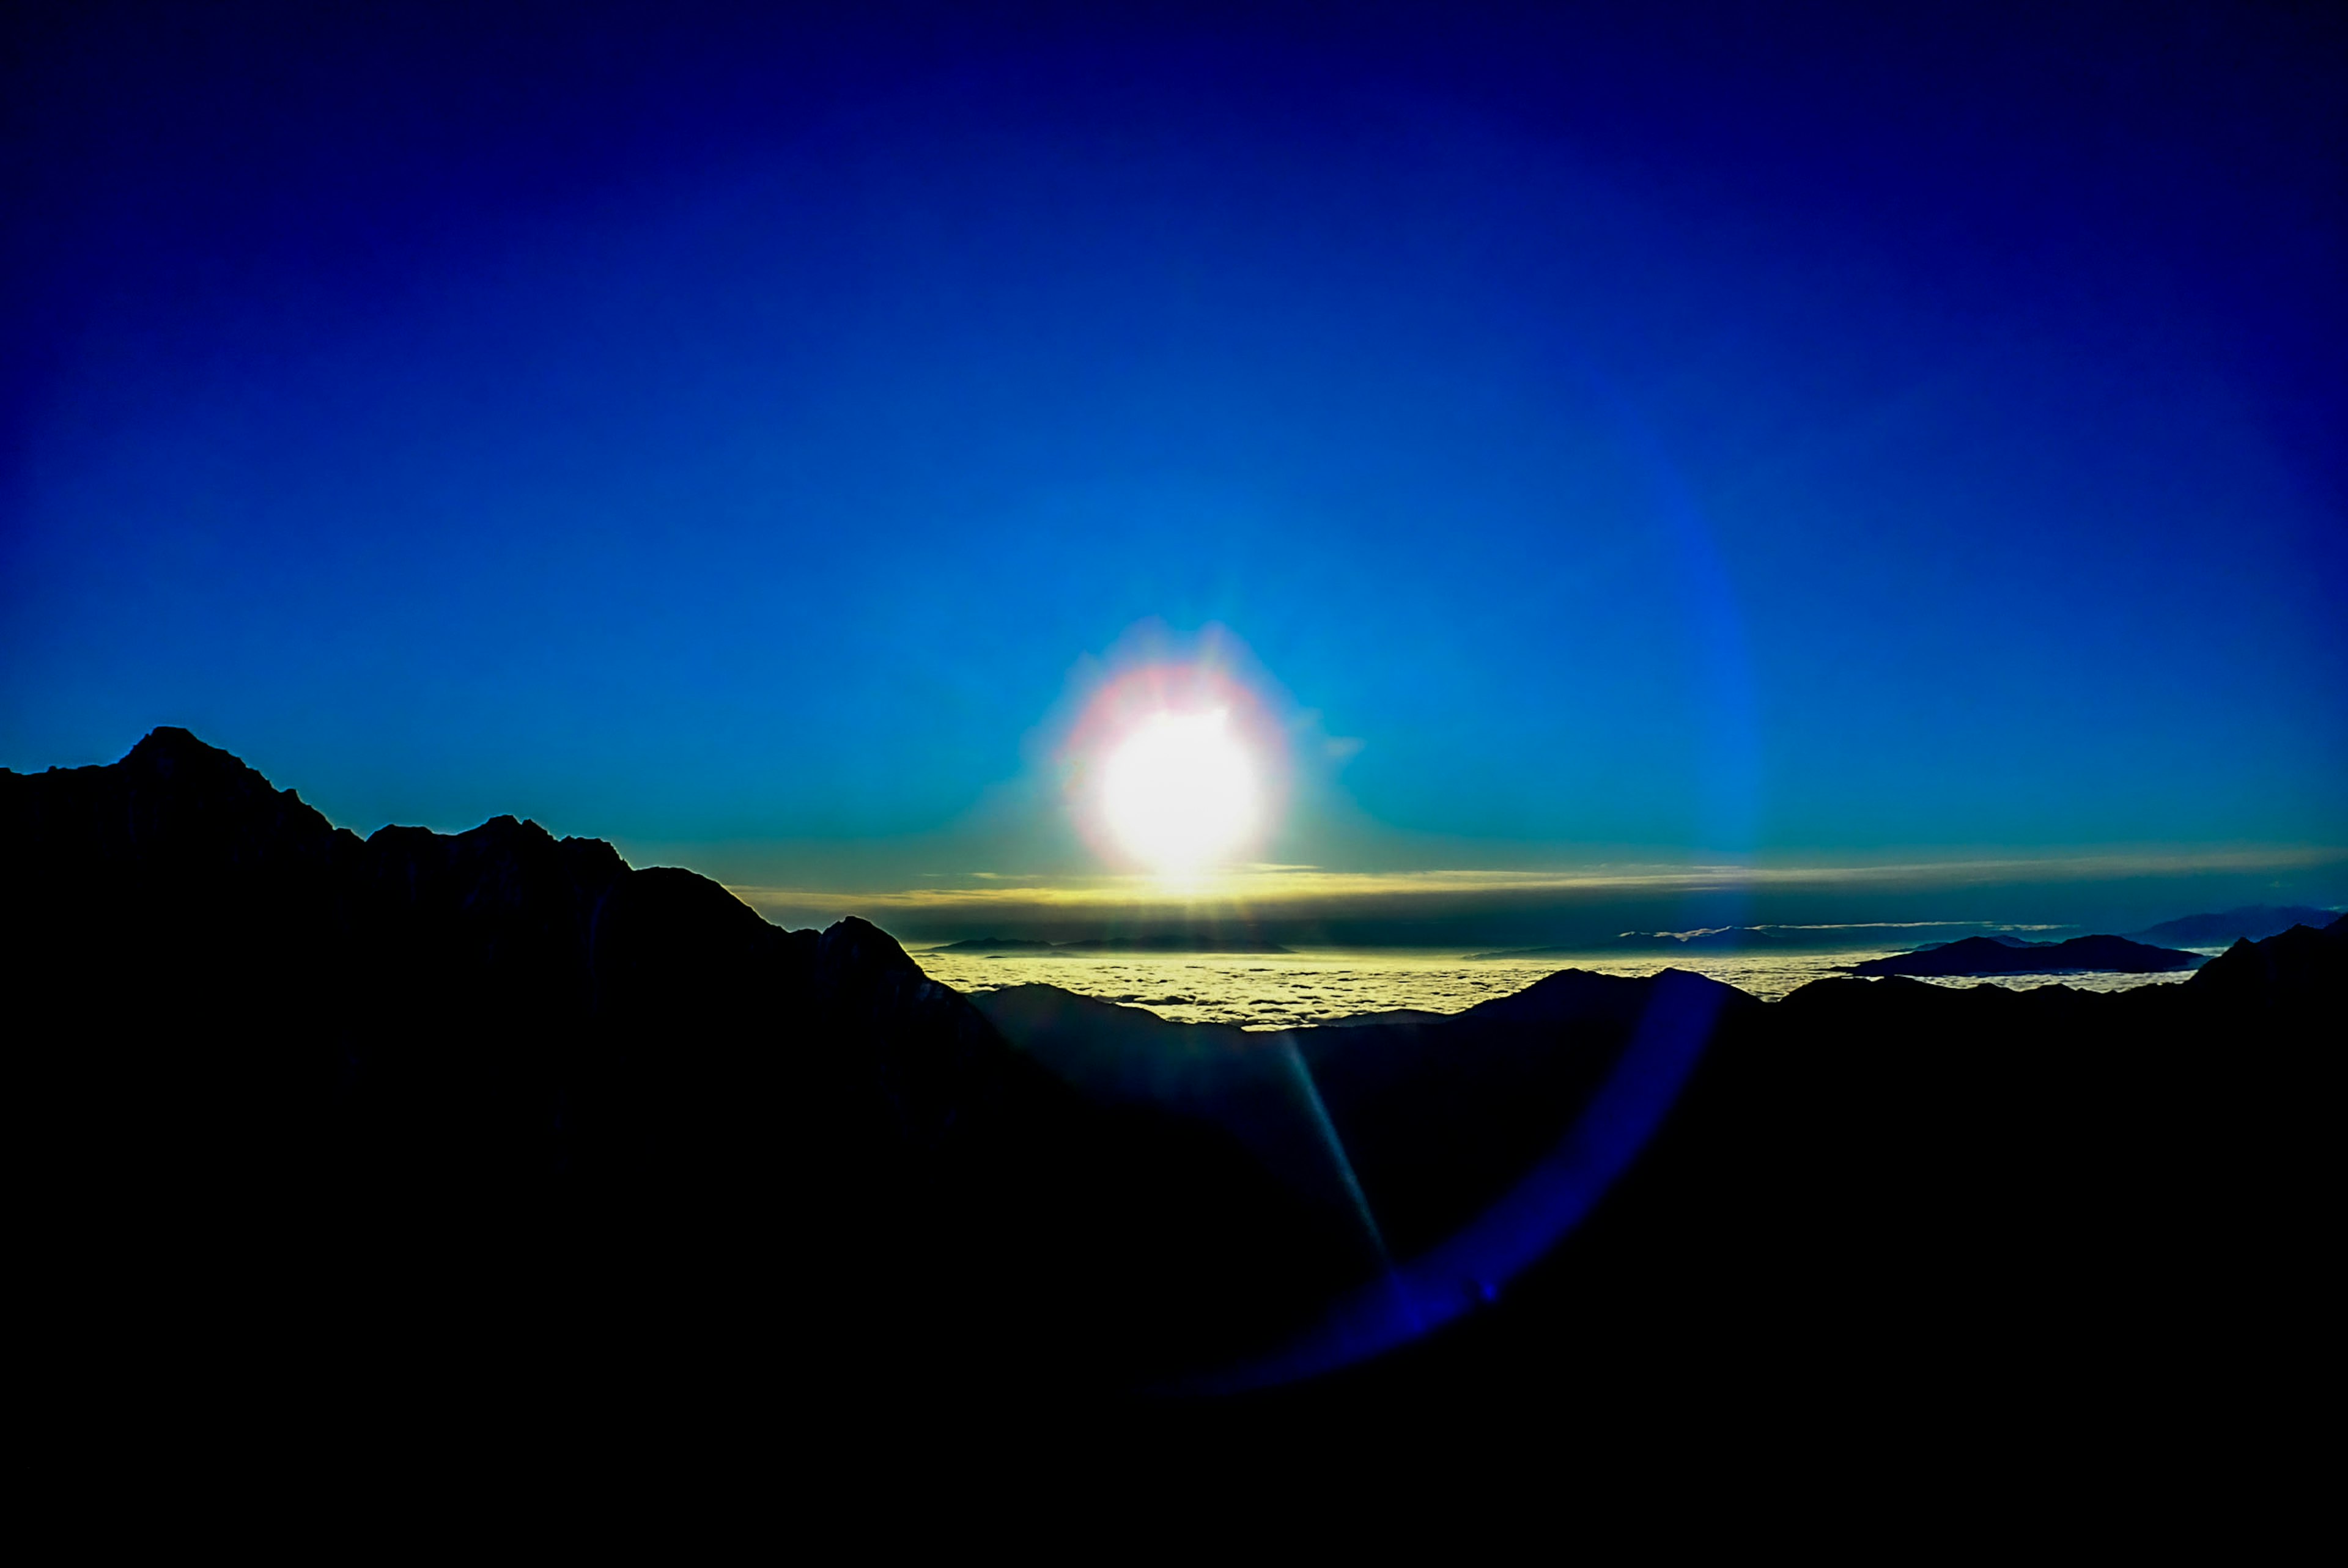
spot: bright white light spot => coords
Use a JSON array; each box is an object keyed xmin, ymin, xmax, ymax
[{"xmin": 1102, "ymin": 709, "xmax": 1257, "ymax": 878}]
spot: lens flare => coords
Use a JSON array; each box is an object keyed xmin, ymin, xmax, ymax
[{"xmin": 1101, "ymin": 709, "xmax": 1257, "ymax": 877}]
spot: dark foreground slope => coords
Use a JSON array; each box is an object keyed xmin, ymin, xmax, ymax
[
  {"xmin": 6, "ymin": 731, "xmax": 2337, "ymax": 1454},
  {"xmin": 1254, "ymin": 913, "xmax": 2340, "ymax": 1440},
  {"xmin": 4, "ymin": 729, "xmax": 1362, "ymax": 1402}
]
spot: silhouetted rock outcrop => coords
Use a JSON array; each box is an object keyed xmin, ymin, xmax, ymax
[{"xmin": 2185, "ymin": 913, "xmax": 2348, "ymax": 1012}]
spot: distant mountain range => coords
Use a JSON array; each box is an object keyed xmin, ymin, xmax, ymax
[
  {"xmin": 2128, "ymin": 905, "xmax": 2341, "ymax": 946},
  {"xmin": 1851, "ymin": 909, "xmax": 2347, "ymax": 976},
  {"xmin": 1472, "ymin": 910, "xmax": 2345, "ymax": 968},
  {"xmin": 1471, "ymin": 924, "xmax": 2007, "ymax": 959},
  {"xmin": 1467, "ymin": 927, "xmax": 1799, "ymax": 959},
  {"xmin": 8, "ymin": 728, "xmax": 2338, "ymax": 1432},
  {"xmin": 1850, "ymin": 933, "xmax": 2202, "ymax": 977}
]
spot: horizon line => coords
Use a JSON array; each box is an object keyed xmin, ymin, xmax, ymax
[{"xmin": 718, "ymin": 844, "xmax": 2348, "ymax": 920}]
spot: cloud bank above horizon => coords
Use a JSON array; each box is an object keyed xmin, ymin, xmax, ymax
[{"xmin": 715, "ymin": 845, "xmax": 2348, "ymax": 946}]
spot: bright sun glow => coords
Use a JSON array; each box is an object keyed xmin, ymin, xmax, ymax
[{"xmin": 1101, "ymin": 709, "xmax": 1257, "ymax": 878}]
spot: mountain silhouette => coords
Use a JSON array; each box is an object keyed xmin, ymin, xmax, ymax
[
  {"xmin": 1914, "ymin": 930, "xmax": 2051, "ymax": 949},
  {"xmin": 4, "ymin": 728, "xmax": 1355, "ymax": 1403},
  {"xmin": 2130, "ymin": 904, "xmax": 2340, "ymax": 946},
  {"xmin": 7, "ymin": 730, "xmax": 2334, "ymax": 1441},
  {"xmin": 1268, "ymin": 910, "xmax": 2338, "ymax": 1433},
  {"xmin": 1850, "ymin": 932, "xmax": 2201, "ymax": 976}
]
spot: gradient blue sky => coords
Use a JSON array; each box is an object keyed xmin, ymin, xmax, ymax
[{"xmin": 6, "ymin": 2, "xmax": 2342, "ymax": 938}]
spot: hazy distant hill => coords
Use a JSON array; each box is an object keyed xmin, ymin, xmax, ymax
[
  {"xmin": 1851, "ymin": 933, "xmax": 2201, "ymax": 976},
  {"xmin": 7, "ymin": 728, "xmax": 2338, "ymax": 1434},
  {"xmin": 1468, "ymin": 926, "xmax": 1797, "ymax": 959},
  {"xmin": 2130, "ymin": 905, "xmax": 2339, "ymax": 946},
  {"xmin": 1467, "ymin": 924, "xmax": 2047, "ymax": 959},
  {"xmin": 1914, "ymin": 932, "xmax": 2048, "ymax": 950}
]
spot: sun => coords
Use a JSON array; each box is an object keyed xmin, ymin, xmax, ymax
[
  {"xmin": 1101, "ymin": 709, "xmax": 1258, "ymax": 879},
  {"xmin": 1060, "ymin": 638, "xmax": 1287, "ymax": 882}
]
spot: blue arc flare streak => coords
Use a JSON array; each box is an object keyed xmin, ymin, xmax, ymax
[
  {"xmin": 1186, "ymin": 973, "xmax": 1730, "ymax": 1394},
  {"xmin": 1276, "ymin": 1035, "xmax": 1399, "ymax": 1276}
]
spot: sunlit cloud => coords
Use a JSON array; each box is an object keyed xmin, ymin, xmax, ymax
[
  {"xmin": 725, "ymin": 844, "xmax": 2347, "ymax": 922},
  {"xmin": 1751, "ymin": 920, "xmax": 2074, "ymax": 932}
]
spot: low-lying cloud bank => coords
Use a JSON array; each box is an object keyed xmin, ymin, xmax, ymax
[{"xmin": 724, "ymin": 847, "xmax": 2348, "ymax": 948}]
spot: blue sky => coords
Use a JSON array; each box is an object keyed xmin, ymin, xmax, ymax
[{"xmin": 5, "ymin": 2, "xmax": 2342, "ymax": 938}]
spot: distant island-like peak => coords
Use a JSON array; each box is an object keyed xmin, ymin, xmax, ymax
[{"xmin": 1850, "ymin": 933, "xmax": 2201, "ymax": 978}]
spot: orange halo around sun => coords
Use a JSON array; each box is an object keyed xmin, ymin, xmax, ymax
[{"xmin": 1063, "ymin": 658, "xmax": 1287, "ymax": 883}]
